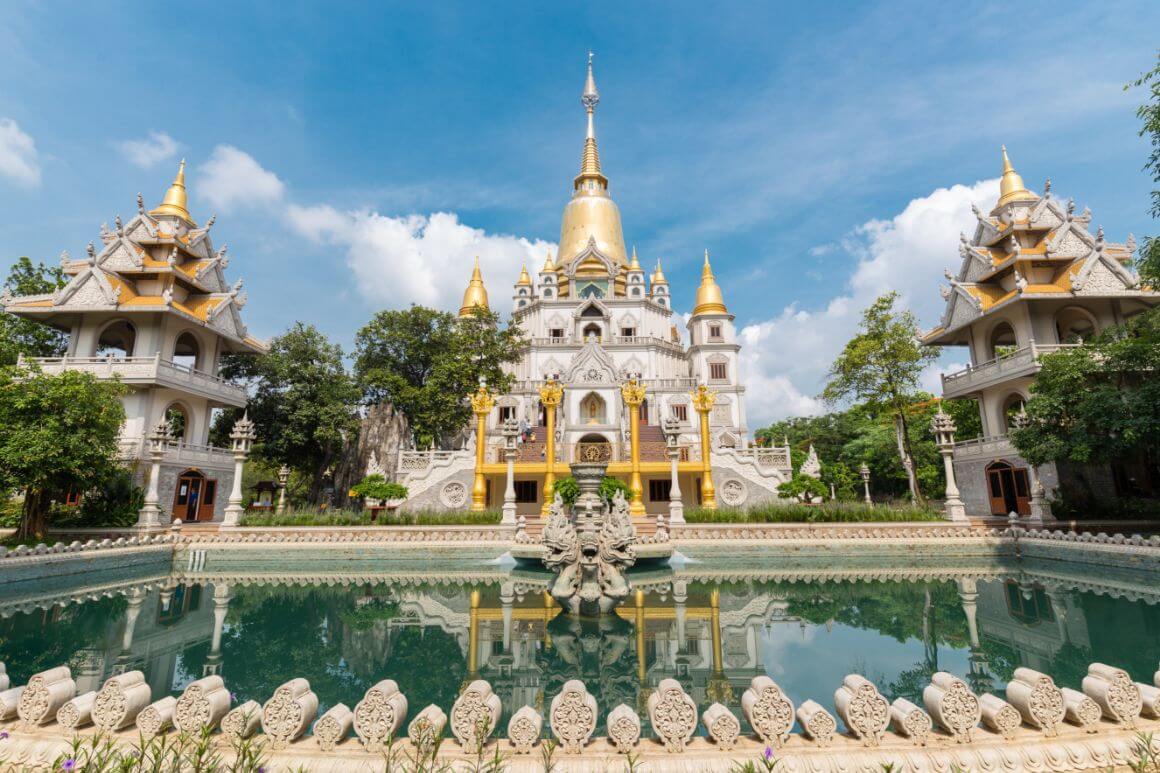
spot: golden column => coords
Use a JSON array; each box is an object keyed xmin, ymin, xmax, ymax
[
  {"xmin": 539, "ymin": 379, "xmax": 564, "ymax": 514},
  {"xmin": 691, "ymin": 384, "xmax": 717, "ymax": 510},
  {"xmin": 620, "ymin": 378, "xmax": 648, "ymax": 516},
  {"xmin": 468, "ymin": 588, "xmax": 481, "ymax": 676},
  {"xmin": 470, "ymin": 384, "xmax": 496, "ymax": 511},
  {"xmin": 706, "ymin": 587, "xmax": 733, "ymax": 704}
]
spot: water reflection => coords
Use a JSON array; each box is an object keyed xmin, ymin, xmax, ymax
[{"xmin": 3, "ymin": 559, "xmax": 1160, "ymax": 737}]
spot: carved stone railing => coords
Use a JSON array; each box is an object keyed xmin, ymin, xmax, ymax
[
  {"xmin": 115, "ymin": 437, "xmax": 235, "ymax": 466},
  {"xmin": 397, "ymin": 450, "xmax": 460, "ymax": 473},
  {"xmin": 940, "ymin": 343, "xmax": 1080, "ymax": 398},
  {"xmin": 18, "ymin": 354, "xmax": 248, "ymax": 406},
  {"xmin": 732, "ymin": 447, "xmax": 792, "ymax": 470},
  {"xmin": 952, "ymin": 434, "xmax": 1017, "ymax": 462}
]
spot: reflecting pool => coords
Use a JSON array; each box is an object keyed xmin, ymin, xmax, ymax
[{"xmin": 3, "ymin": 543, "xmax": 1160, "ymax": 738}]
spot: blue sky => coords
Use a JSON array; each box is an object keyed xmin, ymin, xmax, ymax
[{"xmin": 1, "ymin": 2, "xmax": 1157, "ymax": 423}]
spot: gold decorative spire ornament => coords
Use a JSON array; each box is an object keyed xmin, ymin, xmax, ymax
[
  {"xmin": 542, "ymin": 250, "xmax": 556, "ymax": 272},
  {"xmin": 629, "ymin": 246, "xmax": 641, "ymax": 270},
  {"xmin": 458, "ymin": 257, "xmax": 490, "ymax": 317},
  {"xmin": 150, "ymin": 160, "xmax": 196, "ymax": 225},
  {"xmin": 651, "ymin": 259, "xmax": 668, "ymax": 285},
  {"xmin": 693, "ymin": 250, "xmax": 728, "ymax": 315},
  {"xmin": 516, "ymin": 264, "xmax": 532, "ymax": 286},
  {"xmin": 996, "ymin": 146, "xmax": 1038, "ymax": 207},
  {"xmin": 557, "ymin": 52, "xmax": 628, "ymax": 266}
]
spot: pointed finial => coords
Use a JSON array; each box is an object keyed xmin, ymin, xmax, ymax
[
  {"xmin": 459, "ymin": 256, "xmax": 490, "ymax": 317},
  {"xmin": 542, "ymin": 249, "xmax": 556, "ymax": 271},
  {"xmin": 996, "ymin": 145, "xmax": 1037, "ymax": 207},
  {"xmin": 137, "ymin": 193, "xmax": 145, "ymax": 214},
  {"xmin": 1044, "ymin": 178, "xmax": 1052, "ymax": 196},
  {"xmin": 516, "ymin": 263, "xmax": 532, "ymax": 286},
  {"xmin": 1096, "ymin": 225, "xmax": 1104, "ymax": 244},
  {"xmin": 629, "ymin": 245, "xmax": 641, "ymax": 270},
  {"xmin": 693, "ymin": 249, "xmax": 728, "ymax": 315},
  {"xmin": 150, "ymin": 159, "xmax": 196, "ymax": 225}
]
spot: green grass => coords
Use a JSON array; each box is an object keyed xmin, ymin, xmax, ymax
[
  {"xmin": 685, "ymin": 501, "xmax": 943, "ymax": 524},
  {"xmin": 238, "ymin": 507, "xmax": 503, "ymax": 527}
]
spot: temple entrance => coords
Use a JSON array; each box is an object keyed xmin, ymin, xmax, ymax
[
  {"xmin": 173, "ymin": 469, "xmax": 218, "ymax": 521},
  {"xmin": 986, "ymin": 461, "xmax": 1031, "ymax": 516},
  {"xmin": 640, "ymin": 398, "xmax": 649, "ymax": 425},
  {"xmin": 576, "ymin": 433, "xmax": 612, "ymax": 463}
]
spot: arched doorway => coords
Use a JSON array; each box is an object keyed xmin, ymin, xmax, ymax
[
  {"xmin": 172, "ymin": 469, "xmax": 218, "ymax": 522},
  {"xmin": 575, "ymin": 433, "xmax": 612, "ymax": 463},
  {"xmin": 165, "ymin": 403, "xmax": 190, "ymax": 442},
  {"xmin": 95, "ymin": 319, "xmax": 136, "ymax": 358},
  {"xmin": 986, "ymin": 461, "xmax": 1031, "ymax": 516},
  {"xmin": 581, "ymin": 322, "xmax": 602, "ymax": 341},
  {"xmin": 989, "ymin": 322, "xmax": 1017, "ymax": 360},
  {"xmin": 1055, "ymin": 307, "xmax": 1097, "ymax": 344},
  {"xmin": 173, "ymin": 331, "xmax": 201, "ymax": 371},
  {"xmin": 640, "ymin": 398, "xmax": 649, "ymax": 425}
]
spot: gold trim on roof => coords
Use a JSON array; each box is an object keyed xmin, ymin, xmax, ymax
[{"xmin": 149, "ymin": 160, "xmax": 197, "ymax": 225}]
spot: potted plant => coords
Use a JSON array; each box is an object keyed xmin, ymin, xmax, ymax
[{"xmin": 349, "ymin": 475, "xmax": 409, "ymax": 521}]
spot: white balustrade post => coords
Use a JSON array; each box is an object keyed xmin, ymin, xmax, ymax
[
  {"xmin": 931, "ymin": 408, "xmax": 967, "ymax": 521},
  {"xmin": 205, "ymin": 582, "xmax": 231, "ymax": 676},
  {"xmin": 221, "ymin": 413, "xmax": 256, "ymax": 527},
  {"xmin": 663, "ymin": 417, "xmax": 685, "ymax": 524},
  {"xmin": 275, "ymin": 465, "xmax": 290, "ymax": 515},
  {"xmin": 501, "ymin": 418, "xmax": 518, "ymax": 525},
  {"xmin": 136, "ymin": 421, "xmax": 170, "ymax": 530},
  {"xmin": 860, "ymin": 462, "xmax": 872, "ymax": 505}
]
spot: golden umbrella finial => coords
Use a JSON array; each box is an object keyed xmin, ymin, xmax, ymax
[
  {"xmin": 693, "ymin": 250, "xmax": 728, "ymax": 315},
  {"xmin": 150, "ymin": 159, "xmax": 196, "ymax": 225},
  {"xmin": 996, "ymin": 145, "xmax": 1037, "ymax": 207}
]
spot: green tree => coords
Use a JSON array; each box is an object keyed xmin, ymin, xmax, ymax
[
  {"xmin": 778, "ymin": 473, "xmax": 829, "ymax": 503},
  {"xmin": 354, "ymin": 306, "xmax": 526, "ymax": 448},
  {"xmin": 1129, "ymin": 52, "xmax": 1160, "ymax": 285},
  {"xmin": 219, "ymin": 323, "xmax": 360, "ymax": 505},
  {"xmin": 822, "ymin": 293, "xmax": 940, "ymax": 502},
  {"xmin": 0, "ymin": 257, "xmax": 68, "ymax": 366},
  {"xmin": 0, "ymin": 366, "xmax": 128, "ymax": 539}
]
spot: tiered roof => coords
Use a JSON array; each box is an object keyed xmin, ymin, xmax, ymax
[
  {"xmin": 2, "ymin": 162, "xmax": 266, "ymax": 353},
  {"xmin": 923, "ymin": 148, "xmax": 1151, "ymax": 345}
]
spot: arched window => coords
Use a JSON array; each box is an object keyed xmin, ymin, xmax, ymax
[
  {"xmin": 95, "ymin": 319, "xmax": 136, "ymax": 358},
  {"xmin": 576, "ymin": 432, "xmax": 612, "ymax": 463},
  {"xmin": 173, "ymin": 331, "xmax": 201, "ymax": 371},
  {"xmin": 1003, "ymin": 394, "xmax": 1027, "ymax": 431},
  {"xmin": 165, "ymin": 403, "xmax": 190, "ymax": 441},
  {"xmin": 582, "ymin": 323, "xmax": 602, "ymax": 341},
  {"xmin": 1055, "ymin": 307, "xmax": 1097, "ymax": 344},
  {"xmin": 989, "ymin": 321, "xmax": 1018, "ymax": 360},
  {"xmin": 580, "ymin": 392, "xmax": 607, "ymax": 424},
  {"xmin": 543, "ymin": 289, "xmax": 553, "ymax": 299}
]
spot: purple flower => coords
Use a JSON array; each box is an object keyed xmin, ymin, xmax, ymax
[
  {"xmin": 764, "ymin": 746, "xmax": 773, "ymax": 760},
  {"xmin": 62, "ymin": 760, "xmax": 76, "ymax": 772},
  {"xmin": 0, "ymin": 731, "xmax": 8, "ymax": 740},
  {"xmin": 230, "ymin": 692, "xmax": 237, "ymax": 702}
]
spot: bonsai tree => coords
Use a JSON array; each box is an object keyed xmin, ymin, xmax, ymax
[
  {"xmin": 778, "ymin": 473, "xmax": 829, "ymax": 504},
  {"xmin": 349, "ymin": 474, "xmax": 408, "ymax": 503}
]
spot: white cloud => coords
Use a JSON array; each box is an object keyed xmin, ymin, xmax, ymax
[
  {"xmin": 197, "ymin": 145, "xmax": 286, "ymax": 212},
  {"xmin": 740, "ymin": 178, "xmax": 999, "ymax": 425},
  {"xmin": 115, "ymin": 131, "xmax": 179, "ymax": 169},
  {"xmin": 0, "ymin": 118, "xmax": 40, "ymax": 186},
  {"xmin": 286, "ymin": 205, "xmax": 555, "ymax": 311}
]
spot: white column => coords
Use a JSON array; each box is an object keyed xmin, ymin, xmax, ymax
[
  {"xmin": 932, "ymin": 409, "xmax": 967, "ymax": 521},
  {"xmin": 221, "ymin": 452, "xmax": 247, "ymax": 527},
  {"xmin": 121, "ymin": 588, "xmax": 147, "ymax": 652},
  {"xmin": 136, "ymin": 421, "xmax": 170, "ymax": 529},
  {"xmin": 668, "ymin": 453, "xmax": 684, "ymax": 524},
  {"xmin": 205, "ymin": 582, "xmax": 231, "ymax": 676},
  {"xmin": 501, "ymin": 419, "xmax": 517, "ymax": 525}
]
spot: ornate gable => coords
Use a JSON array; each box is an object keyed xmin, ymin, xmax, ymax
[
  {"xmin": 55, "ymin": 266, "xmax": 121, "ymax": 308},
  {"xmin": 565, "ymin": 340, "xmax": 619, "ymax": 385},
  {"xmin": 96, "ymin": 238, "xmax": 145, "ymax": 272}
]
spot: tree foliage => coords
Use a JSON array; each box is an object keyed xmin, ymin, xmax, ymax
[
  {"xmin": 821, "ymin": 292, "xmax": 941, "ymax": 502},
  {"xmin": 218, "ymin": 322, "xmax": 360, "ymax": 505},
  {"xmin": 778, "ymin": 473, "xmax": 829, "ymax": 503},
  {"xmin": 0, "ymin": 365, "xmax": 128, "ymax": 538},
  {"xmin": 354, "ymin": 307, "xmax": 526, "ymax": 448},
  {"xmin": 0, "ymin": 257, "xmax": 68, "ymax": 366},
  {"xmin": 1129, "ymin": 52, "xmax": 1160, "ymax": 285}
]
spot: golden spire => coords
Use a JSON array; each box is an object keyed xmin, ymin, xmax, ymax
[
  {"xmin": 629, "ymin": 245, "xmax": 641, "ymax": 270},
  {"xmin": 541, "ymin": 250, "xmax": 556, "ymax": 272},
  {"xmin": 651, "ymin": 258, "xmax": 668, "ymax": 285},
  {"xmin": 516, "ymin": 263, "xmax": 532, "ymax": 286},
  {"xmin": 150, "ymin": 159, "xmax": 196, "ymax": 225},
  {"xmin": 693, "ymin": 250, "xmax": 728, "ymax": 315},
  {"xmin": 996, "ymin": 145, "xmax": 1037, "ymax": 207},
  {"xmin": 458, "ymin": 257, "xmax": 490, "ymax": 317},
  {"xmin": 576, "ymin": 52, "xmax": 606, "ymax": 187}
]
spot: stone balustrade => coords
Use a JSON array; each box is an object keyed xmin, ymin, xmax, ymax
[
  {"xmin": 1, "ymin": 659, "xmax": 1159, "ymax": 770},
  {"xmin": 0, "ymin": 534, "xmax": 174, "ymax": 561}
]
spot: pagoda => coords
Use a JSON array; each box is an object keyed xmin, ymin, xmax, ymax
[
  {"xmin": 924, "ymin": 148, "xmax": 1159, "ymax": 518},
  {"xmin": 2, "ymin": 162, "xmax": 266, "ymax": 524}
]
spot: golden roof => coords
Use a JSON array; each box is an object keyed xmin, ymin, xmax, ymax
[
  {"xmin": 516, "ymin": 264, "xmax": 532, "ymax": 286},
  {"xmin": 458, "ymin": 257, "xmax": 490, "ymax": 317},
  {"xmin": 558, "ymin": 56, "xmax": 628, "ymax": 266},
  {"xmin": 651, "ymin": 258, "xmax": 667, "ymax": 285},
  {"xmin": 541, "ymin": 250, "xmax": 556, "ymax": 272},
  {"xmin": 996, "ymin": 146, "xmax": 1038, "ymax": 208},
  {"xmin": 149, "ymin": 160, "xmax": 197, "ymax": 225},
  {"xmin": 693, "ymin": 251, "xmax": 728, "ymax": 315}
]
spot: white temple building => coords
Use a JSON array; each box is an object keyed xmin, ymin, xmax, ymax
[
  {"xmin": 2, "ymin": 163, "xmax": 266, "ymax": 522},
  {"xmin": 397, "ymin": 58, "xmax": 793, "ymax": 516}
]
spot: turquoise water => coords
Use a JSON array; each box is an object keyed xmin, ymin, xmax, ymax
[{"xmin": 2, "ymin": 543, "xmax": 1159, "ymax": 737}]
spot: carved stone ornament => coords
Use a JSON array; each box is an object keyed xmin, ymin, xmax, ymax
[
  {"xmin": 741, "ymin": 675, "xmax": 795, "ymax": 748},
  {"xmin": 136, "ymin": 696, "xmax": 177, "ymax": 740},
  {"xmin": 980, "ymin": 693, "xmax": 1022, "ymax": 740},
  {"xmin": 17, "ymin": 665, "xmax": 75, "ymax": 728},
  {"xmin": 1083, "ymin": 662, "xmax": 1142, "ymax": 727},
  {"xmin": 1006, "ymin": 667, "xmax": 1065, "ymax": 735},
  {"xmin": 796, "ymin": 699, "xmax": 836, "ymax": 747},
  {"xmin": 507, "ymin": 705, "xmax": 542, "ymax": 754},
  {"xmin": 53, "ymin": 691, "xmax": 95, "ymax": 731},
  {"xmin": 834, "ymin": 674, "xmax": 889, "ymax": 747},
  {"xmin": 702, "ymin": 702, "xmax": 741, "ymax": 750},
  {"xmin": 550, "ymin": 679, "xmax": 597, "ymax": 753},
  {"xmin": 0, "ymin": 686, "xmax": 22, "ymax": 720},
  {"xmin": 450, "ymin": 680, "xmax": 502, "ymax": 748},
  {"xmin": 261, "ymin": 678, "xmax": 319, "ymax": 749},
  {"xmin": 647, "ymin": 678, "xmax": 698, "ymax": 753},
  {"xmin": 314, "ymin": 703, "xmax": 354, "ymax": 751},
  {"xmin": 221, "ymin": 700, "xmax": 262, "ymax": 739},
  {"xmin": 889, "ymin": 697, "xmax": 932, "ymax": 746},
  {"xmin": 173, "ymin": 675, "xmax": 231, "ymax": 734},
  {"xmin": 606, "ymin": 703, "xmax": 641, "ymax": 753},
  {"xmin": 0, "ymin": 662, "xmax": 7, "ymax": 692},
  {"xmin": 408, "ymin": 704, "xmax": 448, "ymax": 754},
  {"xmin": 354, "ymin": 679, "xmax": 409, "ymax": 752},
  {"xmin": 719, "ymin": 478, "xmax": 747, "ymax": 507},
  {"xmin": 1137, "ymin": 682, "xmax": 1160, "ymax": 718},
  {"xmin": 1061, "ymin": 687, "xmax": 1101, "ymax": 733},
  {"xmin": 440, "ymin": 481, "xmax": 468, "ymax": 509},
  {"xmin": 92, "ymin": 670, "xmax": 153, "ymax": 732},
  {"xmin": 923, "ymin": 671, "xmax": 980, "ymax": 744}
]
